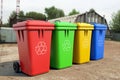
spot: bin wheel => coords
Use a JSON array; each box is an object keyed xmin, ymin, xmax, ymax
[{"xmin": 13, "ymin": 61, "xmax": 20, "ymax": 73}]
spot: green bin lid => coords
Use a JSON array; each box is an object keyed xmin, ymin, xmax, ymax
[{"xmin": 54, "ymin": 21, "xmax": 77, "ymax": 30}]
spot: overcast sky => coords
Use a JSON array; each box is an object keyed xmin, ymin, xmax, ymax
[{"xmin": 1, "ymin": 0, "xmax": 120, "ymax": 23}]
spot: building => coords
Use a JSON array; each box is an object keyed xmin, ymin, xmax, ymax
[
  {"xmin": 49, "ymin": 10, "xmax": 110, "ymax": 37},
  {"xmin": 0, "ymin": 27, "xmax": 16, "ymax": 43}
]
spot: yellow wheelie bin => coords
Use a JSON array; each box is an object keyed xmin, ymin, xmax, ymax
[{"xmin": 73, "ymin": 23, "xmax": 94, "ymax": 64}]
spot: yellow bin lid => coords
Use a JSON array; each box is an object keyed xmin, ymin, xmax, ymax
[{"xmin": 76, "ymin": 23, "xmax": 94, "ymax": 30}]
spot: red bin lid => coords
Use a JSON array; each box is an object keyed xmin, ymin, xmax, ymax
[{"xmin": 13, "ymin": 20, "xmax": 54, "ymax": 30}]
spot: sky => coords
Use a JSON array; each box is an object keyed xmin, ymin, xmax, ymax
[{"xmin": 1, "ymin": 0, "xmax": 120, "ymax": 23}]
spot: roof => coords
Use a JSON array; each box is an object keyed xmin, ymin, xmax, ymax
[
  {"xmin": 48, "ymin": 14, "xmax": 79, "ymax": 23},
  {"xmin": 0, "ymin": 27, "xmax": 13, "ymax": 30}
]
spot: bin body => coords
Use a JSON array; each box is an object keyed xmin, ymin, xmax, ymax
[
  {"xmin": 90, "ymin": 23, "xmax": 107, "ymax": 60},
  {"xmin": 73, "ymin": 23, "xmax": 94, "ymax": 64},
  {"xmin": 13, "ymin": 20, "xmax": 54, "ymax": 76},
  {"xmin": 50, "ymin": 21, "xmax": 77, "ymax": 69}
]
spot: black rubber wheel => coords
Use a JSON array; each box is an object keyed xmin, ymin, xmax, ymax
[{"xmin": 13, "ymin": 61, "xmax": 20, "ymax": 73}]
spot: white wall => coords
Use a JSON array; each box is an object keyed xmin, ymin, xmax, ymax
[{"xmin": 0, "ymin": 27, "xmax": 16, "ymax": 43}]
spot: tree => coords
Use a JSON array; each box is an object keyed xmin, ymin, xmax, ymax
[
  {"xmin": 45, "ymin": 6, "xmax": 65, "ymax": 19},
  {"xmin": 10, "ymin": 11, "xmax": 17, "ymax": 18},
  {"xmin": 69, "ymin": 9, "xmax": 79, "ymax": 16},
  {"xmin": 18, "ymin": 11, "xmax": 25, "ymax": 19},
  {"xmin": 2, "ymin": 23, "xmax": 9, "ymax": 27},
  {"xmin": 110, "ymin": 10, "xmax": 120, "ymax": 33},
  {"xmin": 0, "ymin": 19, "xmax": 2, "ymax": 27},
  {"xmin": 8, "ymin": 11, "xmax": 25, "ymax": 27},
  {"xmin": 8, "ymin": 11, "xmax": 25, "ymax": 20},
  {"xmin": 26, "ymin": 11, "xmax": 46, "ymax": 20},
  {"xmin": 89, "ymin": 8, "xmax": 95, "ymax": 13},
  {"xmin": 8, "ymin": 11, "xmax": 17, "ymax": 27}
]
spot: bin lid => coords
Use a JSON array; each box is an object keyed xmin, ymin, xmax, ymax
[
  {"xmin": 13, "ymin": 20, "xmax": 54, "ymax": 30},
  {"xmin": 54, "ymin": 21, "xmax": 77, "ymax": 30},
  {"xmin": 77, "ymin": 23, "xmax": 94, "ymax": 30},
  {"xmin": 91, "ymin": 23, "xmax": 107, "ymax": 30}
]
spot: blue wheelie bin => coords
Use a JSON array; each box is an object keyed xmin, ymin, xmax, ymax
[{"xmin": 90, "ymin": 23, "xmax": 107, "ymax": 60}]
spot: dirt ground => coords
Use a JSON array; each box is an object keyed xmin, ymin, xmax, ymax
[{"xmin": 0, "ymin": 40, "xmax": 120, "ymax": 80}]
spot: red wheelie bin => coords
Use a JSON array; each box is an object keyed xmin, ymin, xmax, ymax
[{"xmin": 13, "ymin": 20, "xmax": 54, "ymax": 76}]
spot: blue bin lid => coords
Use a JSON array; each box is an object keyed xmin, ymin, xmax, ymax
[{"xmin": 91, "ymin": 23, "xmax": 107, "ymax": 30}]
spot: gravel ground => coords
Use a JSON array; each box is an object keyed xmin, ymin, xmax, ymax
[{"xmin": 0, "ymin": 40, "xmax": 120, "ymax": 80}]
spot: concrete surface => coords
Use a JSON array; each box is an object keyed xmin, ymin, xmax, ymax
[{"xmin": 0, "ymin": 40, "xmax": 120, "ymax": 80}]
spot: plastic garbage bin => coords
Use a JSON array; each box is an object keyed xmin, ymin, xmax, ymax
[
  {"xmin": 13, "ymin": 20, "xmax": 54, "ymax": 76},
  {"xmin": 73, "ymin": 23, "xmax": 94, "ymax": 64},
  {"xmin": 90, "ymin": 23, "xmax": 107, "ymax": 60},
  {"xmin": 50, "ymin": 21, "xmax": 77, "ymax": 69}
]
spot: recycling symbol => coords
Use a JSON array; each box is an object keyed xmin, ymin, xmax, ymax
[
  {"xmin": 62, "ymin": 40, "xmax": 71, "ymax": 52},
  {"xmin": 35, "ymin": 41, "xmax": 47, "ymax": 55}
]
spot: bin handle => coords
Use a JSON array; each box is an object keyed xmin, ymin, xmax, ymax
[
  {"xmin": 18, "ymin": 30, "xmax": 21, "ymax": 41},
  {"xmin": 38, "ymin": 30, "xmax": 44, "ymax": 38},
  {"xmin": 38, "ymin": 30, "xmax": 40, "ymax": 38},
  {"xmin": 67, "ymin": 30, "xmax": 69, "ymax": 37},
  {"xmin": 65, "ymin": 30, "xmax": 67, "ymax": 37},
  {"xmin": 99, "ymin": 30, "xmax": 103, "ymax": 35},
  {"xmin": 65, "ymin": 30, "xmax": 69, "ymax": 37},
  {"xmin": 21, "ymin": 30, "xmax": 24, "ymax": 41},
  {"xmin": 42, "ymin": 30, "xmax": 44, "ymax": 37},
  {"xmin": 84, "ymin": 30, "xmax": 88, "ymax": 36}
]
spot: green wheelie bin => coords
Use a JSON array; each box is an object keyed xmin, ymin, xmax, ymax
[{"xmin": 50, "ymin": 21, "xmax": 77, "ymax": 69}]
